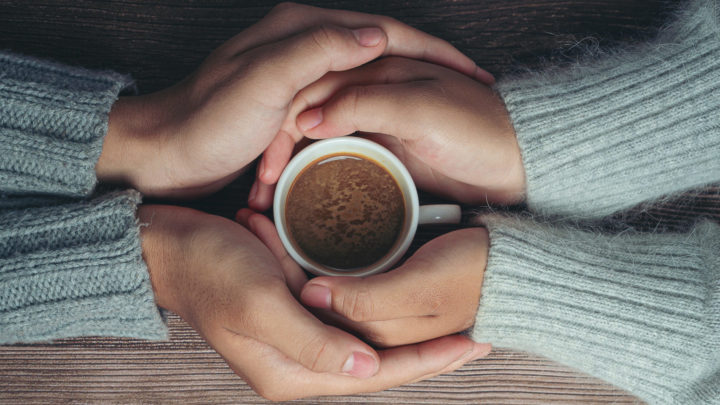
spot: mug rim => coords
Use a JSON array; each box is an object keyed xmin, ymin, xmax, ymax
[{"xmin": 273, "ymin": 136, "xmax": 420, "ymax": 277}]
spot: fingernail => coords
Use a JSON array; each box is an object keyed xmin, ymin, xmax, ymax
[
  {"xmin": 352, "ymin": 27, "xmax": 383, "ymax": 47},
  {"xmin": 342, "ymin": 352, "xmax": 378, "ymax": 378},
  {"xmin": 248, "ymin": 181, "xmax": 258, "ymax": 203},
  {"xmin": 297, "ymin": 107, "xmax": 323, "ymax": 132},
  {"xmin": 301, "ymin": 283, "xmax": 331, "ymax": 309}
]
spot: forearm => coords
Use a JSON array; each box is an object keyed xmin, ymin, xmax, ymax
[
  {"xmin": 0, "ymin": 191, "xmax": 167, "ymax": 343},
  {"xmin": 471, "ymin": 215, "xmax": 720, "ymax": 404},
  {"xmin": 0, "ymin": 51, "xmax": 132, "ymax": 198},
  {"xmin": 497, "ymin": 0, "xmax": 720, "ymax": 218}
]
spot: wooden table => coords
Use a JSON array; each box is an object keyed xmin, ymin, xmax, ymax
[{"xmin": 2, "ymin": 1, "xmax": 717, "ymax": 403}]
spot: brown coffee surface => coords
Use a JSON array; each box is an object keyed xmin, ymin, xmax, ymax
[{"xmin": 285, "ymin": 154, "xmax": 405, "ymax": 270}]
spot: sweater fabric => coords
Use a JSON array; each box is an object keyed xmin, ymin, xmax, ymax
[
  {"xmin": 496, "ymin": 0, "xmax": 720, "ymax": 219},
  {"xmin": 0, "ymin": 52, "xmax": 167, "ymax": 342},
  {"xmin": 472, "ymin": 1, "xmax": 720, "ymax": 404}
]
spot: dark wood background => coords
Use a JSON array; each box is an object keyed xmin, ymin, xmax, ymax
[{"xmin": 2, "ymin": 1, "xmax": 717, "ymax": 404}]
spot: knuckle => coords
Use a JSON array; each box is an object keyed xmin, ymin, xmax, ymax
[
  {"xmin": 334, "ymin": 85, "xmax": 366, "ymax": 125},
  {"xmin": 297, "ymin": 332, "xmax": 331, "ymax": 372},
  {"xmin": 308, "ymin": 24, "xmax": 343, "ymax": 54},
  {"xmin": 340, "ymin": 285, "xmax": 374, "ymax": 322}
]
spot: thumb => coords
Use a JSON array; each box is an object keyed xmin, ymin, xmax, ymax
[
  {"xmin": 296, "ymin": 81, "xmax": 427, "ymax": 141},
  {"xmin": 230, "ymin": 283, "xmax": 381, "ymax": 379},
  {"xmin": 244, "ymin": 24, "xmax": 387, "ymax": 107}
]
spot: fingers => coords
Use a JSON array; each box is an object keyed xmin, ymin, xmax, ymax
[
  {"xmin": 257, "ymin": 129, "xmax": 295, "ymax": 185},
  {"xmin": 224, "ymin": 3, "xmax": 492, "ymax": 84},
  {"xmin": 242, "ymin": 24, "xmax": 388, "ymax": 109},
  {"xmin": 233, "ymin": 210, "xmax": 379, "ymax": 378},
  {"xmin": 250, "ymin": 134, "xmax": 313, "ymax": 211},
  {"xmin": 301, "ymin": 271, "xmax": 438, "ymax": 322},
  {"xmin": 226, "ymin": 280, "xmax": 380, "ymax": 378},
  {"xmin": 297, "ymin": 80, "xmax": 432, "ymax": 140},
  {"xmin": 301, "ymin": 228, "xmax": 489, "ymax": 345},
  {"xmin": 248, "ymin": 169, "xmax": 276, "ymax": 212},
  {"xmin": 290, "ymin": 56, "xmax": 443, "ymax": 122},
  {"xmin": 217, "ymin": 330, "xmax": 484, "ymax": 401}
]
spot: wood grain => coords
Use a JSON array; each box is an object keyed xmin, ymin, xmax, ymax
[
  {"xmin": 0, "ymin": 314, "xmax": 644, "ymax": 405},
  {"xmin": 0, "ymin": 0, "xmax": 715, "ymax": 404}
]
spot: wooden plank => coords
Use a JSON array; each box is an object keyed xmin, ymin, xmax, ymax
[{"xmin": 0, "ymin": 314, "xmax": 642, "ymax": 404}]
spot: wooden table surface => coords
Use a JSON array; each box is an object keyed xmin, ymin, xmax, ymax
[{"xmin": 2, "ymin": 1, "xmax": 718, "ymax": 404}]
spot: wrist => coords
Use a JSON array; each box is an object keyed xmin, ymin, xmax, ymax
[
  {"xmin": 97, "ymin": 94, "xmax": 175, "ymax": 194},
  {"xmin": 97, "ymin": 97, "xmax": 148, "ymax": 189},
  {"xmin": 137, "ymin": 205, "xmax": 190, "ymax": 312}
]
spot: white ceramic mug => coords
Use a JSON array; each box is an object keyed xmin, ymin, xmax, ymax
[{"xmin": 274, "ymin": 136, "xmax": 461, "ymax": 277}]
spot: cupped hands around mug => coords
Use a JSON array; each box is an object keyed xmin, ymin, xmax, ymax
[
  {"xmin": 249, "ymin": 56, "xmax": 523, "ymax": 210},
  {"xmin": 235, "ymin": 208, "xmax": 492, "ymax": 356},
  {"xmin": 139, "ymin": 205, "xmax": 486, "ymax": 401},
  {"xmin": 302, "ymin": 227, "xmax": 492, "ymax": 348},
  {"xmin": 96, "ymin": 3, "xmax": 493, "ymax": 199}
]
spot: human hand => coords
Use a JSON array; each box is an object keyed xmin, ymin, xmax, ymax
[
  {"xmin": 300, "ymin": 227, "xmax": 491, "ymax": 348},
  {"xmin": 250, "ymin": 56, "xmax": 522, "ymax": 210},
  {"xmin": 138, "ymin": 205, "xmax": 488, "ymax": 400},
  {"xmin": 96, "ymin": 3, "xmax": 493, "ymax": 199}
]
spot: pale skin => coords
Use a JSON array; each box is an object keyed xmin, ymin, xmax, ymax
[
  {"xmin": 248, "ymin": 56, "xmax": 527, "ymax": 351},
  {"xmin": 95, "ymin": 3, "xmax": 495, "ymax": 401}
]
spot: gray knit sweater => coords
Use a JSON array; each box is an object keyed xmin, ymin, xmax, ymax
[
  {"xmin": 0, "ymin": 1, "xmax": 718, "ymax": 404},
  {"xmin": 0, "ymin": 53, "xmax": 167, "ymax": 342},
  {"xmin": 472, "ymin": 1, "xmax": 720, "ymax": 404}
]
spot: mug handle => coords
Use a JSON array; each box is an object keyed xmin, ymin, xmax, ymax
[{"xmin": 418, "ymin": 204, "xmax": 462, "ymax": 225}]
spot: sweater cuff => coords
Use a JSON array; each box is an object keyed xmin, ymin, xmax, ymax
[
  {"xmin": 496, "ymin": 0, "xmax": 720, "ymax": 218},
  {"xmin": 0, "ymin": 190, "xmax": 168, "ymax": 343},
  {"xmin": 0, "ymin": 51, "xmax": 133, "ymax": 197},
  {"xmin": 471, "ymin": 215, "xmax": 720, "ymax": 405}
]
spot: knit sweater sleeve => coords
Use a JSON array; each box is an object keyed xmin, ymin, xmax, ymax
[
  {"xmin": 0, "ymin": 51, "xmax": 131, "ymax": 197},
  {"xmin": 0, "ymin": 191, "xmax": 168, "ymax": 343},
  {"xmin": 495, "ymin": 0, "xmax": 720, "ymax": 219},
  {"xmin": 471, "ymin": 215, "xmax": 720, "ymax": 405},
  {"xmin": 0, "ymin": 52, "xmax": 166, "ymax": 342}
]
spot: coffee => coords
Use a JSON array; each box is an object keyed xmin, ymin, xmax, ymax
[{"xmin": 285, "ymin": 153, "xmax": 405, "ymax": 270}]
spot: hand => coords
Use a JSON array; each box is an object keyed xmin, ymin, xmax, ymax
[
  {"xmin": 96, "ymin": 3, "xmax": 493, "ymax": 199},
  {"xmin": 250, "ymin": 56, "xmax": 521, "ymax": 210},
  {"xmin": 300, "ymin": 227, "xmax": 491, "ymax": 348},
  {"xmin": 139, "ymin": 205, "xmax": 488, "ymax": 401}
]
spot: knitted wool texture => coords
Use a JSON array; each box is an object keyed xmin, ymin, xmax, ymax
[
  {"xmin": 0, "ymin": 52, "xmax": 166, "ymax": 342},
  {"xmin": 496, "ymin": 0, "xmax": 720, "ymax": 219},
  {"xmin": 0, "ymin": 51, "xmax": 131, "ymax": 197},
  {"xmin": 0, "ymin": 191, "xmax": 167, "ymax": 343},
  {"xmin": 472, "ymin": 216, "xmax": 720, "ymax": 405},
  {"xmin": 473, "ymin": 1, "xmax": 720, "ymax": 403}
]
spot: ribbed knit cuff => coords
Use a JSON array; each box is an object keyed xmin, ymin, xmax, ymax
[
  {"xmin": 496, "ymin": 0, "xmax": 720, "ymax": 219},
  {"xmin": 471, "ymin": 214, "xmax": 720, "ymax": 405},
  {"xmin": 0, "ymin": 190, "xmax": 168, "ymax": 343},
  {"xmin": 0, "ymin": 51, "xmax": 132, "ymax": 197}
]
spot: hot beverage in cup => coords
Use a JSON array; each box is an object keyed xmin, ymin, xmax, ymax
[
  {"xmin": 274, "ymin": 136, "xmax": 461, "ymax": 277},
  {"xmin": 285, "ymin": 153, "xmax": 405, "ymax": 269}
]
